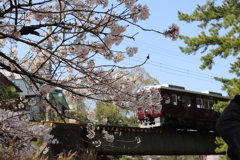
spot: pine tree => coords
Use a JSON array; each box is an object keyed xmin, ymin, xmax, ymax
[
  {"xmin": 178, "ymin": 0, "xmax": 240, "ymax": 158},
  {"xmin": 178, "ymin": 0, "xmax": 240, "ymax": 70}
]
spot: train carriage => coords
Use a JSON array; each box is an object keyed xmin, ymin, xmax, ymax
[{"xmin": 138, "ymin": 84, "xmax": 232, "ymax": 131}]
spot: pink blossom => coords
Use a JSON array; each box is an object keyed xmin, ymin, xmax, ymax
[
  {"xmin": 102, "ymin": 130, "xmax": 114, "ymax": 143},
  {"xmin": 28, "ymin": 98, "xmax": 37, "ymax": 106},
  {"xmin": 8, "ymin": 73, "xmax": 16, "ymax": 80},
  {"xmin": 0, "ymin": 0, "xmax": 177, "ymax": 150},
  {"xmin": 100, "ymin": 116, "xmax": 108, "ymax": 124},
  {"xmin": 87, "ymin": 110, "xmax": 96, "ymax": 121},
  {"xmin": 135, "ymin": 136, "xmax": 141, "ymax": 144},
  {"xmin": 126, "ymin": 46, "xmax": 138, "ymax": 57},
  {"xmin": 0, "ymin": 109, "xmax": 57, "ymax": 159},
  {"xmin": 113, "ymin": 52, "xmax": 125, "ymax": 63},
  {"xmin": 163, "ymin": 23, "xmax": 180, "ymax": 41}
]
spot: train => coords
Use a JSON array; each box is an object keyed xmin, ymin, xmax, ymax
[{"xmin": 137, "ymin": 84, "xmax": 232, "ymax": 131}]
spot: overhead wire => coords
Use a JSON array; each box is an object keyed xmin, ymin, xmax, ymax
[
  {"xmin": 123, "ymin": 57, "xmax": 217, "ymax": 83},
  {"xmin": 93, "ymin": 37, "xmax": 234, "ymax": 84},
  {"xmin": 123, "ymin": 39, "xmax": 230, "ymax": 72},
  {"xmin": 94, "ymin": 38, "xmax": 234, "ymax": 83}
]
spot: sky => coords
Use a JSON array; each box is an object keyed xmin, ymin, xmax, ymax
[
  {"xmin": 106, "ymin": 0, "xmax": 235, "ymax": 97},
  {"xmin": 5, "ymin": 0, "xmax": 234, "ymax": 97}
]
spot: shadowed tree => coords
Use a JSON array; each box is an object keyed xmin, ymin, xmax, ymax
[{"xmin": 0, "ymin": 86, "xmax": 26, "ymax": 110}]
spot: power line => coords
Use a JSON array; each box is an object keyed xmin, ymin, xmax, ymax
[
  {"xmin": 123, "ymin": 39, "xmax": 230, "ymax": 72},
  {"xmin": 92, "ymin": 36, "xmax": 235, "ymax": 83},
  {"xmin": 124, "ymin": 57, "xmax": 219, "ymax": 83},
  {"xmin": 95, "ymin": 55, "xmax": 223, "ymax": 84}
]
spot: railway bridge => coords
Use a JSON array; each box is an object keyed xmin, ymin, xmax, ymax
[{"xmin": 44, "ymin": 121, "xmax": 223, "ymax": 158}]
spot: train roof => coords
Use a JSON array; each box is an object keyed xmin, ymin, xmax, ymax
[{"xmin": 143, "ymin": 84, "xmax": 232, "ymax": 100}]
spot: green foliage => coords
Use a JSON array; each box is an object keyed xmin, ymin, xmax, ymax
[
  {"xmin": 63, "ymin": 97, "xmax": 88, "ymax": 124},
  {"xmin": 211, "ymin": 92, "xmax": 231, "ymax": 158},
  {"xmin": 213, "ymin": 100, "xmax": 230, "ymax": 113},
  {"xmin": 230, "ymin": 57, "xmax": 240, "ymax": 76},
  {"xmin": 178, "ymin": 0, "xmax": 240, "ymax": 70},
  {"xmin": 68, "ymin": 109, "xmax": 88, "ymax": 124},
  {"xmin": 0, "ymin": 86, "xmax": 20, "ymax": 101},
  {"xmin": 178, "ymin": 0, "xmax": 240, "ymax": 158},
  {"xmin": 0, "ymin": 86, "xmax": 23, "ymax": 110},
  {"xmin": 94, "ymin": 101, "xmax": 137, "ymax": 127},
  {"xmin": 215, "ymin": 136, "xmax": 228, "ymax": 154},
  {"xmin": 129, "ymin": 67, "xmax": 160, "ymax": 90},
  {"xmin": 33, "ymin": 139, "xmax": 42, "ymax": 147},
  {"xmin": 214, "ymin": 77, "xmax": 240, "ymax": 97}
]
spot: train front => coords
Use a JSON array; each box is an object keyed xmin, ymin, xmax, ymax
[{"xmin": 137, "ymin": 86, "xmax": 164, "ymax": 128}]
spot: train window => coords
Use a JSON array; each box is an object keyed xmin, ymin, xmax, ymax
[
  {"xmin": 182, "ymin": 96, "xmax": 192, "ymax": 107},
  {"xmin": 178, "ymin": 96, "xmax": 181, "ymax": 101},
  {"xmin": 172, "ymin": 94, "xmax": 177, "ymax": 105},
  {"xmin": 196, "ymin": 98, "xmax": 202, "ymax": 108},
  {"xmin": 203, "ymin": 99, "xmax": 208, "ymax": 109},
  {"xmin": 163, "ymin": 94, "xmax": 170, "ymax": 104},
  {"xmin": 209, "ymin": 100, "xmax": 215, "ymax": 110}
]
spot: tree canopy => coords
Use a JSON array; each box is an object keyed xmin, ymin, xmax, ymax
[
  {"xmin": 94, "ymin": 101, "xmax": 137, "ymax": 127},
  {"xmin": 178, "ymin": 0, "xmax": 240, "ymax": 70},
  {"xmin": 178, "ymin": 0, "xmax": 240, "ymax": 98},
  {"xmin": 93, "ymin": 67, "xmax": 159, "ymax": 127},
  {"xmin": 178, "ymin": 0, "xmax": 240, "ymax": 157},
  {"xmin": 129, "ymin": 67, "xmax": 160, "ymax": 91},
  {"xmin": 0, "ymin": 0, "xmax": 180, "ymax": 158},
  {"xmin": 178, "ymin": 0, "xmax": 240, "ymax": 100},
  {"xmin": 0, "ymin": 0, "xmax": 179, "ymax": 118}
]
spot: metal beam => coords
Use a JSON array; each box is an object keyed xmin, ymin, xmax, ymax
[{"xmin": 45, "ymin": 122, "xmax": 223, "ymax": 157}]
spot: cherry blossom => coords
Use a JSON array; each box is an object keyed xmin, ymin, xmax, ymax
[
  {"xmin": 126, "ymin": 46, "xmax": 138, "ymax": 57},
  {"xmin": 135, "ymin": 136, "xmax": 141, "ymax": 144},
  {"xmin": 92, "ymin": 140, "xmax": 102, "ymax": 147},
  {"xmin": 28, "ymin": 98, "xmax": 37, "ymax": 106},
  {"xmin": 163, "ymin": 23, "xmax": 180, "ymax": 41},
  {"xmin": 86, "ymin": 123, "xmax": 96, "ymax": 139},
  {"xmin": 100, "ymin": 116, "xmax": 108, "ymax": 125},
  {"xmin": 102, "ymin": 130, "xmax": 114, "ymax": 143},
  {"xmin": 87, "ymin": 110, "xmax": 97, "ymax": 121},
  {"xmin": 0, "ymin": 0, "xmax": 179, "ymax": 155},
  {"xmin": 0, "ymin": 109, "xmax": 57, "ymax": 159}
]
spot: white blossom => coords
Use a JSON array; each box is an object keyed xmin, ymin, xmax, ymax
[
  {"xmin": 0, "ymin": 109, "xmax": 57, "ymax": 159},
  {"xmin": 0, "ymin": 0, "xmax": 179, "ymax": 154},
  {"xmin": 28, "ymin": 98, "xmax": 37, "ymax": 106},
  {"xmin": 102, "ymin": 130, "xmax": 114, "ymax": 143},
  {"xmin": 113, "ymin": 52, "xmax": 125, "ymax": 63},
  {"xmin": 163, "ymin": 23, "xmax": 180, "ymax": 41},
  {"xmin": 87, "ymin": 110, "xmax": 96, "ymax": 121},
  {"xmin": 100, "ymin": 116, "xmax": 108, "ymax": 125}
]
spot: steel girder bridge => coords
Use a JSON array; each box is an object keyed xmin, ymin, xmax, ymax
[{"xmin": 43, "ymin": 121, "xmax": 223, "ymax": 158}]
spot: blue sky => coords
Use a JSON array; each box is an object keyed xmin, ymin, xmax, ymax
[
  {"xmin": 11, "ymin": 0, "xmax": 234, "ymax": 97},
  {"xmin": 108, "ymin": 0, "xmax": 234, "ymax": 97}
]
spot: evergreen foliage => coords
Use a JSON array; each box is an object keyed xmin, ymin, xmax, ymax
[
  {"xmin": 178, "ymin": 0, "xmax": 240, "ymax": 70},
  {"xmin": 178, "ymin": 0, "xmax": 240, "ymax": 158}
]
